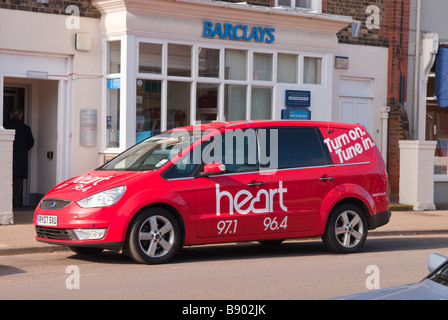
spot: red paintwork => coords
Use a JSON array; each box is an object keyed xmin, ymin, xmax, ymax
[{"xmin": 34, "ymin": 120, "xmax": 389, "ymax": 248}]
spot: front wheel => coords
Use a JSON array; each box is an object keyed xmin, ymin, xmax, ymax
[
  {"xmin": 126, "ymin": 208, "xmax": 180, "ymax": 264},
  {"xmin": 322, "ymin": 204, "xmax": 368, "ymax": 254}
]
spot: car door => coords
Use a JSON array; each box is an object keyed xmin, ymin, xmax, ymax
[
  {"xmin": 195, "ymin": 128, "xmax": 271, "ymax": 239},
  {"xmin": 260, "ymin": 126, "xmax": 334, "ymax": 234}
]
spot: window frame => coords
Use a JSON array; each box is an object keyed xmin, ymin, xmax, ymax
[{"xmin": 274, "ymin": 0, "xmax": 322, "ymax": 13}]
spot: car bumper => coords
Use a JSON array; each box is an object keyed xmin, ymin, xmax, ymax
[
  {"xmin": 368, "ymin": 209, "xmax": 391, "ymax": 230},
  {"xmin": 34, "ymin": 201, "xmax": 130, "ymax": 249}
]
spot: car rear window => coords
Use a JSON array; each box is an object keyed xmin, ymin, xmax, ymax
[
  {"xmin": 319, "ymin": 126, "xmax": 375, "ymax": 165},
  {"xmin": 261, "ymin": 127, "xmax": 329, "ymax": 169}
]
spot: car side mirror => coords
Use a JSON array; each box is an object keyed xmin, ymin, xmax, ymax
[
  {"xmin": 199, "ymin": 162, "xmax": 226, "ymax": 177},
  {"xmin": 428, "ymin": 253, "xmax": 448, "ymax": 273}
]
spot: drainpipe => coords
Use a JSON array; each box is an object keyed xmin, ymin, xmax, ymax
[{"xmin": 412, "ymin": 0, "xmax": 421, "ymax": 140}]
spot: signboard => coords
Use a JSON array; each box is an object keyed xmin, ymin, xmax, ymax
[
  {"xmin": 203, "ymin": 21, "xmax": 275, "ymax": 44},
  {"xmin": 281, "ymin": 108, "xmax": 311, "ymax": 120},
  {"xmin": 107, "ymin": 78, "xmax": 120, "ymax": 90},
  {"xmin": 285, "ymin": 90, "xmax": 311, "ymax": 107},
  {"xmin": 80, "ymin": 109, "xmax": 97, "ymax": 147}
]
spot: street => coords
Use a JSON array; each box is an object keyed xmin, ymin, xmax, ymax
[{"xmin": 1, "ymin": 234, "xmax": 447, "ymax": 300}]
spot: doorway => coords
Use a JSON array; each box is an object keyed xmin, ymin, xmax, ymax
[
  {"xmin": 3, "ymin": 80, "xmax": 59, "ymax": 207},
  {"xmin": 339, "ymin": 78, "xmax": 373, "ymax": 133}
]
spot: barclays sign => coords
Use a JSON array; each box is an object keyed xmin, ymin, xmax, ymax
[{"xmin": 203, "ymin": 21, "xmax": 275, "ymax": 44}]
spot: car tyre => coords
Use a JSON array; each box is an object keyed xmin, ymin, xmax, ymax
[
  {"xmin": 322, "ymin": 203, "xmax": 368, "ymax": 254},
  {"xmin": 126, "ymin": 208, "xmax": 180, "ymax": 264}
]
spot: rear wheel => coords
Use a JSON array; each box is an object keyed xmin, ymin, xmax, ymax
[
  {"xmin": 322, "ymin": 204, "xmax": 368, "ymax": 253},
  {"xmin": 126, "ymin": 208, "xmax": 180, "ymax": 264}
]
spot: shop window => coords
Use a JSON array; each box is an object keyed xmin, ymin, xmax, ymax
[
  {"xmin": 168, "ymin": 44, "xmax": 192, "ymax": 77},
  {"xmin": 199, "ymin": 48, "xmax": 220, "ymax": 78},
  {"xmin": 225, "ymin": 85, "xmax": 247, "ymax": 121},
  {"xmin": 427, "ymin": 104, "xmax": 448, "ymax": 175},
  {"xmin": 197, "ymin": 83, "xmax": 219, "ymax": 123},
  {"xmin": 136, "ymin": 79, "xmax": 162, "ymax": 143},
  {"xmin": 275, "ymin": 0, "xmax": 321, "ymax": 12},
  {"xmin": 251, "ymin": 87, "xmax": 272, "ymax": 120},
  {"xmin": 253, "ymin": 53, "xmax": 273, "ymax": 81},
  {"xmin": 139, "ymin": 43, "xmax": 162, "ymax": 74},
  {"xmin": 303, "ymin": 56, "xmax": 322, "ymax": 84},
  {"xmin": 106, "ymin": 81, "xmax": 120, "ymax": 148},
  {"xmin": 107, "ymin": 41, "xmax": 121, "ymax": 74},
  {"xmin": 225, "ymin": 49, "xmax": 247, "ymax": 81},
  {"xmin": 278, "ymin": 53, "xmax": 298, "ymax": 84},
  {"xmin": 167, "ymin": 81, "xmax": 190, "ymax": 130}
]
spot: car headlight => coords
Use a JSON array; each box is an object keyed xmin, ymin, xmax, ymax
[{"xmin": 77, "ymin": 186, "xmax": 126, "ymax": 208}]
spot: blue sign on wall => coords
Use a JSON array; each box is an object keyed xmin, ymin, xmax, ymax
[
  {"xmin": 285, "ymin": 90, "xmax": 311, "ymax": 107},
  {"xmin": 281, "ymin": 108, "xmax": 311, "ymax": 120},
  {"xmin": 203, "ymin": 21, "xmax": 275, "ymax": 44},
  {"xmin": 107, "ymin": 78, "xmax": 121, "ymax": 90}
]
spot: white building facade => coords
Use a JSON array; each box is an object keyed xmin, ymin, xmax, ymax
[{"xmin": 0, "ymin": 0, "xmax": 391, "ymax": 223}]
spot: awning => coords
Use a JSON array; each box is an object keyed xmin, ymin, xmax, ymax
[{"xmin": 435, "ymin": 46, "xmax": 448, "ymax": 107}]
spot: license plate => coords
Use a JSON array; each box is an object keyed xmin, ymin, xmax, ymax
[{"xmin": 37, "ymin": 215, "xmax": 58, "ymax": 227}]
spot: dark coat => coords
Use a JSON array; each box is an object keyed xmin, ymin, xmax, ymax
[{"xmin": 4, "ymin": 120, "xmax": 34, "ymax": 178}]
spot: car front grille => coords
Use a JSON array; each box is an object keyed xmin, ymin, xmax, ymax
[
  {"xmin": 39, "ymin": 199, "xmax": 72, "ymax": 210},
  {"xmin": 35, "ymin": 226, "xmax": 77, "ymax": 241}
]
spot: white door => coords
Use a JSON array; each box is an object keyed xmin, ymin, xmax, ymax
[{"xmin": 339, "ymin": 97, "xmax": 372, "ymax": 133}]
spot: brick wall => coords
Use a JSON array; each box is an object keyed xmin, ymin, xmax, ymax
[
  {"xmin": 323, "ymin": 0, "xmax": 389, "ymax": 47},
  {"xmin": 0, "ymin": 0, "xmax": 100, "ymax": 18},
  {"xmin": 388, "ymin": 100, "xmax": 411, "ymax": 202},
  {"xmin": 385, "ymin": 0, "xmax": 411, "ymax": 201}
]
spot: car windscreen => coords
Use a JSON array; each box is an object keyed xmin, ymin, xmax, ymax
[
  {"xmin": 98, "ymin": 131, "xmax": 201, "ymax": 171},
  {"xmin": 428, "ymin": 262, "xmax": 448, "ymax": 287}
]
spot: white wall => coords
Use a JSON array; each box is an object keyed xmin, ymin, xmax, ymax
[
  {"xmin": 0, "ymin": 9, "xmax": 103, "ymax": 185},
  {"xmin": 332, "ymin": 43, "xmax": 389, "ymax": 152}
]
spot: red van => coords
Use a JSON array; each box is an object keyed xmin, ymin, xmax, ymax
[{"xmin": 34, "ymin": 121, "xmax": 390, "ymax": 264}]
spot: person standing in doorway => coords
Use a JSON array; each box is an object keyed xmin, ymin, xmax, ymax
[{"xmin": 5, "ymin": 108, "xmax": 34, "ymax": 207}]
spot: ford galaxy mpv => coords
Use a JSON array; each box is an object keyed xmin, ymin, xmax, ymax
[{"xmin": 34, "ymin": 120, "xmax": 390, "ymax": 264}]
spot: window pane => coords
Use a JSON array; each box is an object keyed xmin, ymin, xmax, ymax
[
  {"xmin": 199, "ymin": 48, "xmax": 220, "ymax": 78},
  {"xmin": 225, "ymin": 85, "xmax": 246, "ymax": 121},
  {"xmin": 107, "ymin": 41, "xmax": 121, "ymax": 74},
  {"xmin": 168, "ymin": 44, "xmax": 192, "ymax": 77},
  {"xmin": 106, "ymin": 82, "xmax": 120, "ymax": 148},
  {"xmin": 278, "ymin": 53, "xmax": 298, "ymax": 83},
  {"xmin": 139, "ymin": 43, "xmax": 162, "ymax": 74},
  {"xmin": 253, "ymin": 53, "xmax": 273, "ymax": 81},
  {"xmin": 225, "ymin": 49, "xmax": 247, "ymax": 80},
  {"xmin": 251, "ymin": 87, "xmax": 272, "ymax": 120},
  {"xmin": 304, "ymin": 57, "xmax": 322, "ymax": 84},
  {"xmin": 296, "ymin": 0, "xmax": 312, "ymax": 9},
  {"xmin": 277, "ymin": 0, "xmax": 291, "ymax": 6},
  {"xmin": 196, "ymin": 83, "xmax": 218, "ymax": 123},
  {"xmin": 136, "ymin": 79, "xmax": 161, "ymax": 143},
  {"xmin": 277, "ymin": 128, "xmax": 326, "ymax": 168},
  {"xmin": 167, "ymin": 81, "xmax": 190, "ymax": 130}
]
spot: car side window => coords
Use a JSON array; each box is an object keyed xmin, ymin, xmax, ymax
[
  {"xmin": 203, "ymin": 129, "xmax": 260, "ymax": 174},
  {"xmin": 161, "ymin": 148, "xmax": 201, "ymax": 179},
  {"xmin": 263, "ymin": 127, "xmax": 328, "ymax": 170}
]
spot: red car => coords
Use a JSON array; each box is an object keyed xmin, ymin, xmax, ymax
[{"xmin": 34, "ymin": 120, "xmax": 390, "ymax": 264}]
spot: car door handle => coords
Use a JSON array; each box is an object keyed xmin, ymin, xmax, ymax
[
  {"xmin": 319, "ymin": 176, "xmax": 334, "ymax": 181},
  {"xmin": 247, "ymin": 182, "xmax": 264, "ymax": 187}
]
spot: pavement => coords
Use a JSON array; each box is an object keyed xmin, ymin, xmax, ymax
[{"xmin": 0, "ymin": 205, "xmax": 447, "ymax": 256}]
